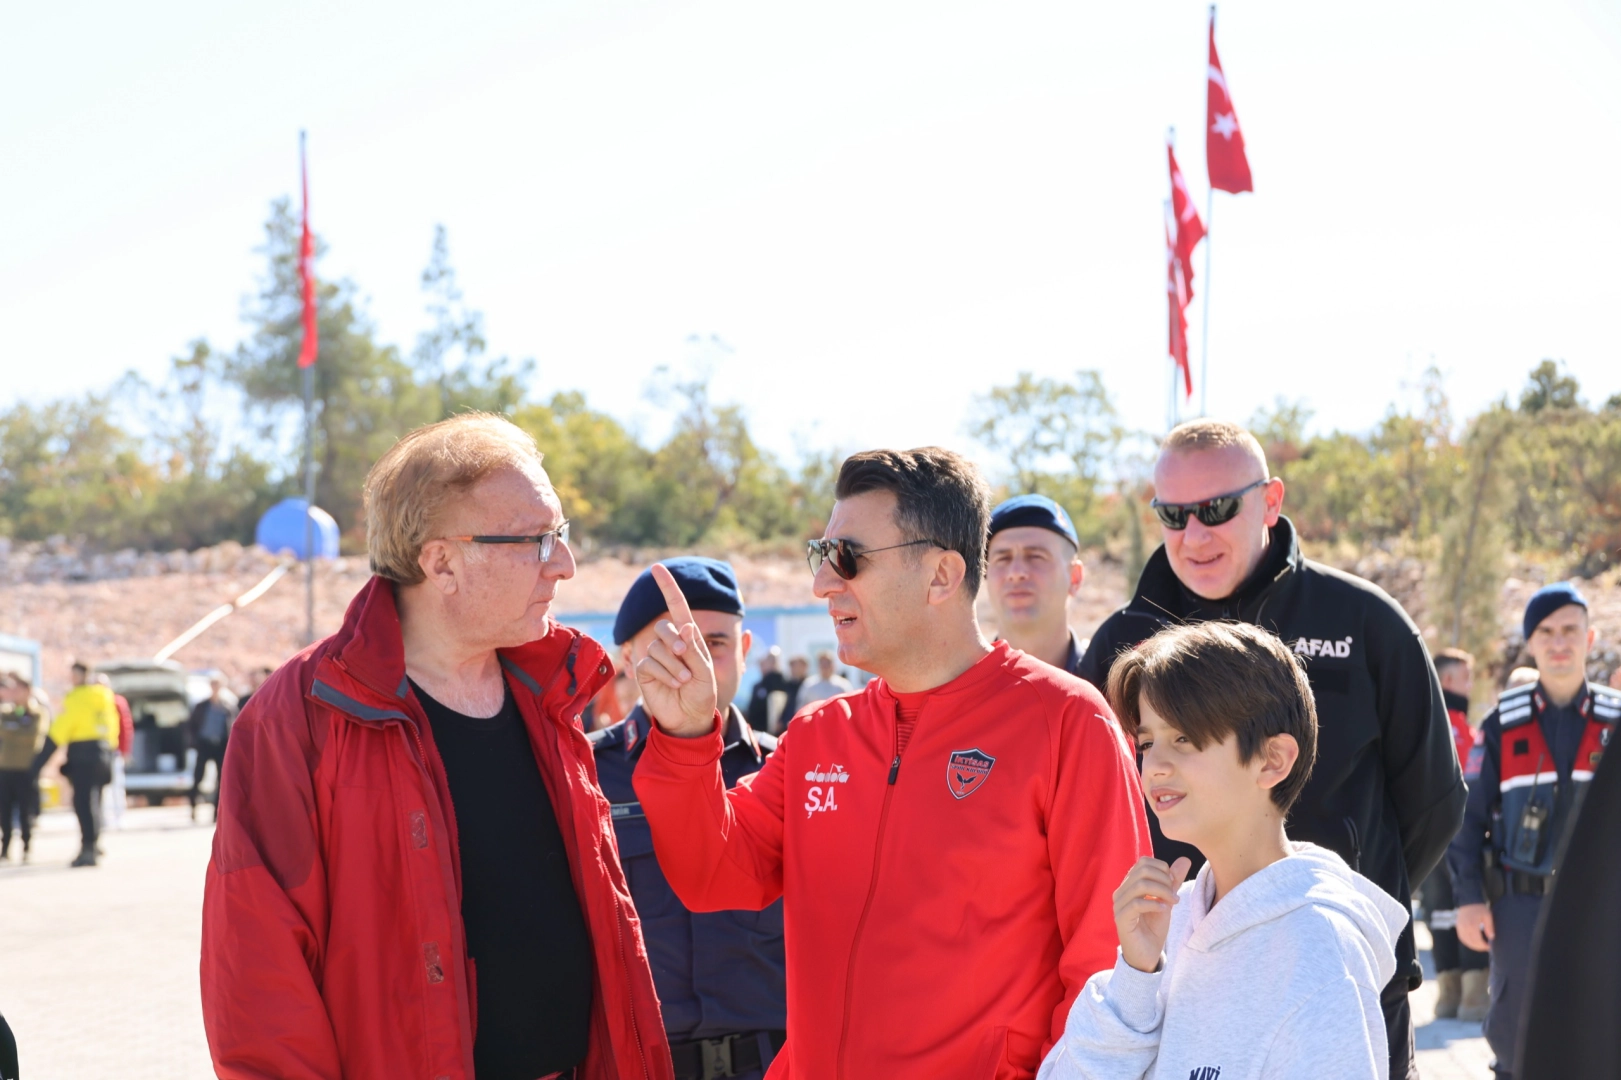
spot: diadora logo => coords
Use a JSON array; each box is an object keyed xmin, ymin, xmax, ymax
[
  {"xmin": 1294, "ymin": 636, "xmax": 1352, "ymax": 658},
  {"xmin": 1188, "ymin": 1067, "xmax": 1221, "ymax": 1080},
  {"xmin": 804, "ymin": 763, "xmax": 850, "ymax": 818},
  {"xmin": 946, "ymin": 748, "xmax": 996, "ymax": 800}
]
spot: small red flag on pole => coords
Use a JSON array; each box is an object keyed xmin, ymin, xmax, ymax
[
  {"xmin": 1167, "ymin": 140, "xmax": 1206, "ymax": 299},
  {"xmin": 297, "ymin": 134, "xmax": 318, "ymax": 369},
  {"xmin": 1166, "ymin": 212, "xmax": 1192, "ymax": 399},
  {"xmin": 1206, "ymin": 7, "xmax": 1253, "ymax": 194}
]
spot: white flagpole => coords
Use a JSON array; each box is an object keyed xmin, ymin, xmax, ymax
[{"xmin": 1199, "ymin": 186, "xmax": 1213, "ymax": 417}]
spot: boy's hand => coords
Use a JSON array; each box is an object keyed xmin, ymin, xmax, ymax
[
  {"xmin": 635, "ymin": 563, "xmax": 720, "ymax": 739},
  {"xmin": 1114, "ymin": 855, "xmax": 1193, "ymax": 973}
]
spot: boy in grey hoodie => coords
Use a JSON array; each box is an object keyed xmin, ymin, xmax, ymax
[{"xmin": 1039, "ymin": 622, "xmax": 1408, "ymax": 1080}]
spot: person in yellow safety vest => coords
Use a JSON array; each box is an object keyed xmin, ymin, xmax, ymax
[{"xmin": 32, "ymin": 661, "xmax": 118, "ymax": 867}]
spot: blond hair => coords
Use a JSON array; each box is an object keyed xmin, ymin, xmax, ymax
[
  {"xmin": 1161, "ymin": 419, "xmax": 1269, "ymax": 477},
  {"xmin": 364, "ymin": 413, "xmax": 546, "ymax": 584}
]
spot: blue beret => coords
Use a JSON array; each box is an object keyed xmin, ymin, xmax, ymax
[
  {"xmin": 1523, "ymin": 581, "xmax": 1589, "ymax": 641},
  {"xmin": 613, "ymin": 557, "xmax": 745, "ymax": 645},
  {"xmin": 988, "ymin": 493, "xmax": 1079, "ymax": 548}
]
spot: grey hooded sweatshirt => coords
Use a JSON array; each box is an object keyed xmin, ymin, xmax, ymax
[{"xmin": 1038, "ymin": 843, "xmax": 1407, "ymax": 1080}]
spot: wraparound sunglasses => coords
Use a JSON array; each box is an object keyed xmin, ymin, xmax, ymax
[
  {"xmin": 807, "ymin": 537, "xmax": 940, "ymax": 580},
  {"xmin": 1149, "ymin": 479, "xmax": 1270, "ymax": 530}
]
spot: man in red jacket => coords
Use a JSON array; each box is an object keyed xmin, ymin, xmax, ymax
[
  {"xmin": 633, "ymin": 447, "xmax": 1149, "ymax": 1080},
  {"xmin": 200, "ymin": 414, "xmax": 672, "ymax": 1080}
]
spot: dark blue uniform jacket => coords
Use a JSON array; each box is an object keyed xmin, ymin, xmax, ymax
[{"xmin": 589, "ymin": 704, "xmax": 786, "ymax": 1042}]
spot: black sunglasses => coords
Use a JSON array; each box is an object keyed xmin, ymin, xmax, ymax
[
  {"xmin": 1149, "ymin": 479, "xmax": 1269, "ymax": 531},
  {"xmin": 807, "ymin": 537, "xmax": 939, "ymax": 580}
]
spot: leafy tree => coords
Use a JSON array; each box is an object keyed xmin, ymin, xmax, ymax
[
  {"xmin": 226, "ymin": 199, "xmax": 436, "ymax": 544},
  {"xmin": 413, "ymin": 225, "xmax": 534, "ymax": 419},
  {"xmin": 1520, "ymin": 359, "xmax": 1581, "ymax": 413},
  {"xmin": 967, "ymin": 370, "xmax": 1125, "ymax": 542},
  {"xmin": 0, "ymin": 395, "xmax": 158, "ymax": 546}
]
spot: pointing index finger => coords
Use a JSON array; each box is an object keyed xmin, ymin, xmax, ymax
[{"xmin": 650, "ymin": 563, "xmax": 696, "ymax": 627}]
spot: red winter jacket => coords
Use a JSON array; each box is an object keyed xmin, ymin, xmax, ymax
[
  {"xmin": 633, "ymin": 642, "xmax": 1149, "ymax": 1080},
  {"xmin": 201, "ymin": 577, "xmax": 673, "ymax": 1080}
]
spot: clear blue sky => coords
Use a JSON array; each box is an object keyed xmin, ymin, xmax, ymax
[{"xmin": 3, "ymin": 0, "xmax": 1618, "ymax": 465}]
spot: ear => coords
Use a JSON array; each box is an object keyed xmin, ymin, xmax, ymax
[
  {"xmin": 1262, "ymin": 477, "xmax": 1285, "ymax": 526},
  {"xmin": 740, "ymin": 628, "xmax": 754, "ymax": 661},
  {"xmin": 417, "ymin": 539, "xmax": 462, "ymax": 596},
  {"xmin": 620, "ymin": 641, "xmax": 637, "ymax": 675},
  {"xmin": 1255, "ymin": 733, "xmax": 1300, "ymax": 795},
  {"xmin": 925, "ymin": 549, "xmax": 969, "ymax": 606},
  {"xmin": 1068, "ymin": 557, "xmax": 1085, "ymax": 597}
]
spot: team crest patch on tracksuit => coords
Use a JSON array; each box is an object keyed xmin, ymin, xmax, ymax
[{"xmin": 946, "ymin": 748, "xmax": 996, "ymax": 799}]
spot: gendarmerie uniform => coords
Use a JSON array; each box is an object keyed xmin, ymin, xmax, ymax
[
  {"xmin": 1447, "ymin": 677, "xmax": 1621, "ymax": 1079},
  {"xmin": 591, "ymin": 705, "xmax": 785, "ymax": 1080}
]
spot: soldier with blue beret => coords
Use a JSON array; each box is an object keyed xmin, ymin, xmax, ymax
[
  {"xmin": 984, "ymin": 494, "xmax": 1087, "ymax": 675},
  {"xmin": 1448, "ymin": 581, "xmax": 1621, "ymax": 1079},
  {"xmin": 591, "ymin": 556, "xmax": 786, "ymax": 1080}
]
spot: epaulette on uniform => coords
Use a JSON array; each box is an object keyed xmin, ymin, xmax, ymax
[
  {"xmin": 1594, "ymin": 683, "xmax": 1621, "ymax": 723},
  {"xmin": 1497, "ymin": 682, "xmax": 1537, "ymax": 729},
  {"xmin": 587, "ymin": 718, "xmax": 628, "ymax": 751},
  {"xmin": 755, "ymin": 728, "xmax": 779, "ymax": 754}
]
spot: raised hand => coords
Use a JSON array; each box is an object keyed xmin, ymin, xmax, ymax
[
  {"xmin": 1113, "ymin": 855, "xmax": 1193, "ymax": 973},
  {"xmin": 635, "ymin": 563, "xmax": 720, "ymax": 739}
]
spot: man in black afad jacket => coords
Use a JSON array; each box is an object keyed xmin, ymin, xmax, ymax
[{"xmin": 1078, "ymin": 419, "xmax": 1465, "ymax": 1080}]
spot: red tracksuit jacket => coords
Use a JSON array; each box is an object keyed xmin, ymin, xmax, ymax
[
  {"xmin": 200, "ymin": 578, "xmax": 674, "ymax": 1080},
  {"xmin": 633, "ymin": 642, "xmax": 1149, "ymax": 1080}
]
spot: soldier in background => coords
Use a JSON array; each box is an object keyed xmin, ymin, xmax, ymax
[
  {"xmin": 984, "ymin": 494, "xmax": 1087, "ymax": 675},
  {"xmin": 591, "ymin": 557, "xmax": 786, "ymax": 1080},
  {"xmin": 1449, "ymin": 583, "xmax": 1620, "ymax": 1079},
  {"xmin": 0, "ymin": 674, "xmax": 46, "ymax": 863}
]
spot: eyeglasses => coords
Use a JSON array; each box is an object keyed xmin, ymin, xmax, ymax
[
  {"xmin": 807, "ymin": 537, "xmax": 939, "ymax": 580},
  {"xmin": 445, "ymin": 520, "xmax": 571, "ymax": 561},
  {"xmin": 1150, "ymin": 479, "xmax": 1270, "ymax": 531}
]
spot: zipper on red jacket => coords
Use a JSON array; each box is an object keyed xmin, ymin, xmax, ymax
[{"xmin": 836, "ymin": 707, "xmax": 906, "ymax": 1077}]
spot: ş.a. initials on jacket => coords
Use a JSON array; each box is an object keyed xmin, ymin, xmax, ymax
[{"xmin": 633, "ymin": 642, "xmax": 1150, "ymax": 1080}]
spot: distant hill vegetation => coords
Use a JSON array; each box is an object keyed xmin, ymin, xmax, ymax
[{"xmin": 3, "ymin": 201, "xmax": 1619, "ymax": 662}]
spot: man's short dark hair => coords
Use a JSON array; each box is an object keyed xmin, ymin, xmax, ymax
[
  {"xmin": 1106, "ymin": 621, "xmax": 1318, "ymax": 813},
  {"xmin": 1434, "ymin": 647, "xmax": 1474, "ymax": 679},
  {"xmin": 835, "ymin": 447, "xmax": 993, "ymax": 598}
]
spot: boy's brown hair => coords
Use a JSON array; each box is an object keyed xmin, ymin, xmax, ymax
[{"xmin": 1106, "ymin": 621, "xmax": 1318, "ymax": 812}]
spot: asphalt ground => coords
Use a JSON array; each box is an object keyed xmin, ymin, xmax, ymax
[{"xmin": 0, "ymin": 805, "xmax": 1494, "ymax": 1078}]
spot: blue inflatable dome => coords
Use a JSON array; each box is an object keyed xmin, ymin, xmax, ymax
[{"xmin": 255, "ymin": 498, "xmax": 340, "ymax": 560}]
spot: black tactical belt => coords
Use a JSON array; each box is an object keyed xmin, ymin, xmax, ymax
[
  {"xmin": 669, "ymin": 1030, "xmax": 786, "ymax": 1080},
  {"xmin": 1506, "ymin": 870, "xmax": 1551, "ymax": 896}
]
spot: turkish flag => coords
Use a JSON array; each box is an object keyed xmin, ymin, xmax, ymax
[
  {"xmin": 1207, "ymin": 12, "xmax": 1253, "ymax": 194},
  {"xmin": 1166, "ymin": 218, "xmax": 1192, "ymax": 398},
  {"xmin": 297, "ymin": 141, "xmax": 318, "ymax": 369},
  {"xmin": 1167, "ymin": 143, "xmax": 1205, "ymax": 297}
]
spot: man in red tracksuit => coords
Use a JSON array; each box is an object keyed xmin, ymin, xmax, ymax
[
  {"xmin": 633, "ymin": 447, "xmax": 1150, "ymax": 1079},
  {"xmin": 200, "ymin": 415, "xmax": 672, "ymax": 1080}
]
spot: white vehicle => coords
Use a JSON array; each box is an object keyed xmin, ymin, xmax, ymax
[{"xmin": 97, "ymin": 659, "xmax": 236, "ymax": 806}]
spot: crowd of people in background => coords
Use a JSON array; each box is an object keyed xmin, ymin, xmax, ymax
[{"xmin": 6, "ymin": 409, "xmax": 1619, "ymax": 1079}]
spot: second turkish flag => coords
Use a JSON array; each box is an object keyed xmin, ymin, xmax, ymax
[{"xmin": 1206, "ymin": 10, "xmax": 1253, "ymax": 194}]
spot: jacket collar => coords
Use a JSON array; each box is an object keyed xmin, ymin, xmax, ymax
[
  {"xmin": 867, "ymin": 640, "xmax": 1015, "ymax": 709},
  {"xmin": 318, "ymin": 576, "xmax": 605, "ymax": 718},
  {"xmin": 1130, "ymin": 515, "xmax": 1302, "ymax": 623}
]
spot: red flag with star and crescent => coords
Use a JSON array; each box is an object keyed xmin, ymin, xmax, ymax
[
  {"xmin": 297, "ymin": 141, "xmax": 318, "ymax": 369},
  {"xmin": 1167, "ymin": 143, "xmax": 1205, "ymax": 299},
  {"xmin": 1207, "ymin": 10, "xmax": 1253, "ymax": 194},
  {"xmin": 1166, "ymin": 215, "xmax": 1192, "ymax": 397}
]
